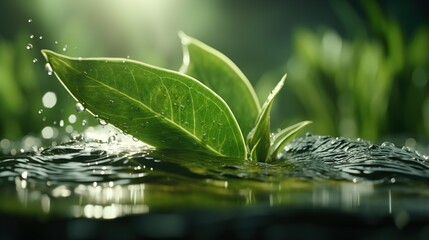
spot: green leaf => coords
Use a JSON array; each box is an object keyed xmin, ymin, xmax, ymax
[
  {"xmin": 269, "ymin": 121, "xmax": 312, "ymax": 160},
  {"xmin": 41, "ymin": 50, "xmax": 247, "ymax": 159},
  {"xmin": 247, "ymin": 74, "xmax": 287, "ymax": 162},
  {"xmin": 179, "ymin": 32, "xmax": 261, "ymax": 136}
]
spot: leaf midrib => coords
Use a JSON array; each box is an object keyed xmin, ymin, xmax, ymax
[{"xmin": 56, "ymin": 57, "xmax": 227, "ymax": 156}]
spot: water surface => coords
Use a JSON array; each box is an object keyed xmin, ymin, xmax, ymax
[{"xmin": 1, "ymin": 131, "xmax": 429, "ymax": 223}]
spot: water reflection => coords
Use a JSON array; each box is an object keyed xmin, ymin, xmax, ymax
[{"xmin": 1, "ymin": 132, "xmax": 429, "ymax": 219}]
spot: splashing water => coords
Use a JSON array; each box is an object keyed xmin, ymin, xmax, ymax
[{"xmin": 1, "ymin": 128, "xmax": 429, "ymax": 220}]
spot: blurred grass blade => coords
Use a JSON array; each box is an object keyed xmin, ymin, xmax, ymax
[
  {"xmin": 269, "ymin": 121, "xmax": 312, "ymax": 159},
  {"xmin": 247, "ymin": 74, "xmax": 287, "ymax": 162},
  {"xmin": 42, "ymin": 50, "xmax": 246, "ymax": 159},
  {"xmin": 179, "ymin": 32, "xmax": 261, "ymax": 136}
]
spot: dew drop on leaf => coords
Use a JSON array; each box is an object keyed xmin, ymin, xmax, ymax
[
  {"xmin": 28, "ymin": 18, "xmax": 32, "ymax": 23},
  {"xmin": 179, "ymin": 105, "xmax": 185, "ymax": 111},
  {"xmin": 30, "ymin": 34, "xmax": 34, "ymax": 39},
  {"xmin": 32, "ymin": 58, "xmax": 38, "ymax": 63},
  {"xmin": 39, "ymin": 36, "xmax": 43, "ymax": 40},
  {"xmin": 82, "ymin": 120, "xmax": 87, "ymax": 126},
  {"xmin": 54, "ymin": 41, "xmax": 58, "ymax": 45},
  {"xmin": 38, "ymin": 109, "xmax": 43, "ymax": 114},
  {"xmin": 26, "ymin": 44, "xmax": 33, "ymax": 50},
  {"xmin": 98, "ymin": 118, "xmax": 108, "ymax": 126},
  {"xmin": 45, "ymin": 63, "xmax": 53, "ymax": 75},
  {"xmin": 75, "ymin": 102, "xmax": 85, "ymax": 112}
]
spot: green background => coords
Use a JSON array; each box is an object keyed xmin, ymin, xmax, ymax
[{"xmin": 1, "ymin": 0, "xmax": 428, "ymax": 153}]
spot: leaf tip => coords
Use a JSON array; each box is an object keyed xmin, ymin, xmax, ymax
[
  {"xmin": 41, "ymin": 49, "xmax": 52, "ymax": 61},
  {"xmin": 178, "ymin": 31, "xmax": 191, "ymax": 46}
]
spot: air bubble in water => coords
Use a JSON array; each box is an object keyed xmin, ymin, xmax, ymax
[
  {"xmin": 75, "ymin": 102, "xmax": 85, "ymax": 112},
  {"xmin": 26, "ymin": 44, "xmax": 33, "ymax": 50},
  {"xmin": 45, "ymin": 63, "xmax": 53, "ymax": 75}
]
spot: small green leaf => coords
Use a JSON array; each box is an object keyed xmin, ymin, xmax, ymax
[
  {"xmin": 41, "ymin": 50, "xmax": 246, "ymax": 159},
  {"xmin": 179, "ymin": 32, "xmax": 261, "ymax": 136},
  {"xmin": 269, "ymin": 121, "xmax": 312, "ymax": 160},
  {"xmin": 247, "ymin": 74, "xmax": 287, "ymax": 162}
]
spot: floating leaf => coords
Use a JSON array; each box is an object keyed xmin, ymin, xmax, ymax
[
  {"xmin": 179, "ymin": 32, "xmax": 260, "ymax": 136},
  {"xmin": 269, "ymin": 121, "xmax": 312, "ymax": 160},
  {"xmin": 247, "ymin": 74, "xmax": 287, "ymax": 162},
  {"xmin": 41, "ymin": 50, "xmax": 246, "ymax": 159}
]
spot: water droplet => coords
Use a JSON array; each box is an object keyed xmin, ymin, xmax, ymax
[
  {"xmin": 32, "ymin": 58, "xmax": 38, "ymax": 63},
  {"xmin": 184, "ymin": 122, "xmax": 189, "ymax": 126},
  {"xmin": 98, "ymin": 118, "xmax": 108, "ymax": 126},
  {"xmin": 305, "ymin": 132, "xmax": 313, "ymax": 137},
  {"xmin": 202, "ymin": 133, "xmax": 208, "ymax": 140},
  {"xmin": 38, "ymin": 109, "xmax": 44, "ymax": 114},
  {"xmin": 132, "ymin": 137, "xmax": 139, "ymax": 142},
  {"xmin": 109, "ymin": 100, "xmax": 114, "ymax": 105},
  {"xmin": 42, "ymin": 92, "xmax": 57, "ymax": 108},
  {"xmin": 39, "ymin": 36, "xmax": 43, "ymax": 40},
  {"xmin": 21, "ymin": 171, "xmax": 28, "ymax": 179},
  {"xmin": 108, "ymin": 136, "xmax": 116, "ymax": 143},
  {"xmin": 30, "ymin": 34, "xmax": 34, "ymax": 39},
  {"xmin": 28, "ymin": 19, "xmax": 32, "ymax": 23},
  {"xmin": 401, "ymin": 146, "xmax": 413, "ymax": 153},
  {"xmin": 126, "ymin": 55, "xmax": 130, "ymax": 59},
  {"xmin": 218, "ymin": 122, "xmax": 224, "ymax": 127},
  {"xmin": 45, "ymin": 63, "xmax": 53, "ymax": 75},
  {"xmin": 82, "ymin": 120, "xmax": 87, "ymax": 126},
  {"xmin": 75, "ymin": 102, "xmax": 85, "ymax": 112},
  {"xmin": 62, "ymin": 45, "xmax": 68, "ymax": 52},
  {"xmin": 68, "ymin": 114, "xmax": 77, "ymax": 124},
  {"xmin": 381, "ymin": 142, "xmax": 395, "ymax": 148},
  {"xmin": 179, "ymin": 105, "xmax": 185, "ymax": 111},
  {"xmin": 368, "ymin": 145, "xmax": 377, "ymax": 150},
  {"xmin": 54, "ymin": 41, "xmax": 58, "ymax": 45},
  {"xmin": 59, "ymin": 120, "xmax": 64, "ymax": 127},
  {"xmin": 26, "ymin": 43, "xmax": 33, "ymax": 50}
]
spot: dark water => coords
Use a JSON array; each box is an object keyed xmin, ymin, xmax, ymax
[{"xmin": 1, "ymin": 132, "xmax": 429, "ymax": 225}]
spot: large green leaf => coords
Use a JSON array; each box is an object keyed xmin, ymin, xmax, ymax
[
  {"xmin": 247, "ymin": 74, "xmax": 287, "ymax": 162},
  {"xmin": 41, "ymin": 50, "xmax": 246, "ymax": 159},
  {"xmin": 179, "ymin": 32, "xmax": 261, "ymax": 136}
]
